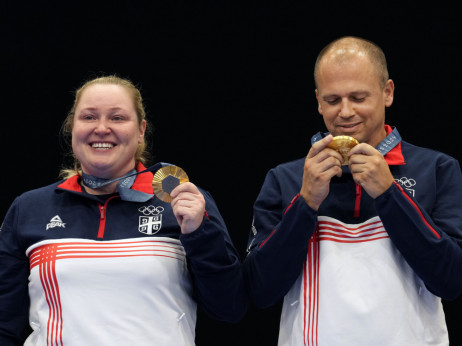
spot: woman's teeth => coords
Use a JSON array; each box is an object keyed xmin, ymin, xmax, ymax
[{"xmin": 92, "ymin": 143, "xmax": 114, "ymax": 149}]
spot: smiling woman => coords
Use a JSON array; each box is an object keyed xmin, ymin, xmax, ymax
[
  {"xmin": 0, "ymin": 75, "xmax": 248, "ymax": 346},
  {"xmin": 60, "ymin": 76, "xmax": 149, "ymax": 185},
  {"xmin": 71, "ymin": 84, "xmax": 146, "ymax": 193}
]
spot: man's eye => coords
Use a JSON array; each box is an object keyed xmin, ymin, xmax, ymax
[
  {"xmin": 351, "ymin": 97, "xmax": 365, "ymax": 102},
  {"xmin": 326, "ymin": 99, "xmax": 340, "ymax": 105}
]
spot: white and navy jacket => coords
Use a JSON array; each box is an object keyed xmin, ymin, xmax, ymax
[
  {"xmin": 244, "ymin": 126, "xmax": 462, "ymax": 345},
  {"xmin": 0, "ymin": 163, "xmax": 247, "ymax": 346}
]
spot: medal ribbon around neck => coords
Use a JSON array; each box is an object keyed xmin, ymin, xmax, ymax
[
  {"xmin": 310, "ymin": 127, "xmax": 402, "ymax": 156},
  {"xmin": 81, "ymin": 162, "xmax": 189, "ymax": 203}
]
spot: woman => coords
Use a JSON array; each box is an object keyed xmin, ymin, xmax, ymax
[{"xmin": 0, "ymin": 76, "xmax": 247, "ymax": 345}]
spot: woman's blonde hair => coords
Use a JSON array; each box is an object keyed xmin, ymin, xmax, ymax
[{"xmin": 59, "ymin": 75, "xmax": 152, "ymax": 179}]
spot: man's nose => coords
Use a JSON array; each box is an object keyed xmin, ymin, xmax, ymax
[{"xmin": 338, "ymin": 99, "xmax": 354, "ymax": 118}]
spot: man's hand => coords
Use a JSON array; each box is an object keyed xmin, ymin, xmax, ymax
[
  {"xmin": 170, "ymin": 182, "xmax": 206, "ymax": 234},
  {"xmin": 348, "ymin": 143, "xmax": 394, "ymax": 198},
  {"xmin": 300, "ymin": 134, "xmax": 344, "ymax": 211}
]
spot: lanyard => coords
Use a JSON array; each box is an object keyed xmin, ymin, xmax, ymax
[
  {"xmin": 375, "ymin": 127, "xmax": 401, "ymax": 156},
  {"xmin": 81, "ymin": 162, "xmax": 170, "ymax": 202},
  {"xmin": 310, "ymin": 127, "xmax": 402, "ymax": 156}
]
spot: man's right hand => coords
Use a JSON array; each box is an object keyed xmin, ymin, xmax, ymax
[{"xmin": 300, "ymin": 134, "xmax": 344, "ymax": 211}]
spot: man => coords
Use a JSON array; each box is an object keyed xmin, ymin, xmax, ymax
[{"xmin": 244, "ymin": 36, "xmax": 462, "ymax": 345}]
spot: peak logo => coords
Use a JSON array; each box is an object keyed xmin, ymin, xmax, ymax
[{"xmin": 46, "ymin": 215, "xmax": 66, "ymax": 230}]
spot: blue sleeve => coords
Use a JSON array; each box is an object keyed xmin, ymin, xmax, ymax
[
  {"xmin": 376, "ymin": 157, "xmax": 462, "ymax": 300},
  {"xmin": 0, "ymin": 198, "xmax": 31, "ymax": 345},
  {"xmin": 243, "ymin": 169, "xmax": 318, "ymax": 308},
  {"xmin": 179, "ymin": 190, "xmax": 248, "ymax": 323}
]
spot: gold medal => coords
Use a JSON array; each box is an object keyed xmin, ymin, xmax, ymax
[
  {"xmin": 152, "ymin": 165, "xmax": 189, "ymax": 203},
  {"xmin": 327, "ymin": 136, "xmax": 359, "ymax": 165}
]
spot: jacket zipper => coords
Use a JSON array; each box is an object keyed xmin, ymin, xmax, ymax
[
  {"xmin": 97, "ymin": 196, "xmax": 117, "ymax": 238},
  {"xmin": 354, "ymin": 183, "xmax": 361, "ymax": 218}
]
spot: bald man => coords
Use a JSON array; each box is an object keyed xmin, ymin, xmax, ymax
[{"xmin": 244, "ymin": 36, "xmax": 462, "ymax": 345}]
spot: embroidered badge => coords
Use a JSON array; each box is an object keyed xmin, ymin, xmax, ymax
[
  {"xmin": 138, "ymin": 205, "xmax": 165, "ymax": 235},
  {"xmin": 394, "ymin": 177, "xmax": 416, "ymax": 197},
  {"xmin": 46, "ymin": 215, "xmax": 66, "ymax": 230}
]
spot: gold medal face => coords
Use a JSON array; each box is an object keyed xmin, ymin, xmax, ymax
[
  {"xmin": 327, "ymin": 136, "xmax": 359, "ymax": 165},
  {"xmin": 152, "ymin": 165, "xmax": 189, "ymax": 203}
]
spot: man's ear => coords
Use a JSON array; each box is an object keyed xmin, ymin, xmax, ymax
[
  {"xmin": 315, "ymin": 89, "xmax": 323, "ymax": 114},
  {"xmin": 384, "ymin": 79, "xmax": 394, "ymax": 107}
]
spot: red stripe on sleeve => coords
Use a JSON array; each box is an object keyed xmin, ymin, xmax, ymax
[
  {"xmin": 393, "ymin": 182, "xmax": 440, "ymax": 239},
  {"xmin": 259, "ymin": 194, "xmax": 301, "ymax": 248}
]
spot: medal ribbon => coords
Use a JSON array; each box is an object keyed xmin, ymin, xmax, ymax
[
  {"xmin": 375, "ymin": 127, "xmax": 401, "ymax": 156},
  {"xmin": 81, "ymin": 162, "xmax": 172, "ymax": 202},
  {"xmin": 310, "ymin": 127, "xmax": 402, "ymax": 156}
]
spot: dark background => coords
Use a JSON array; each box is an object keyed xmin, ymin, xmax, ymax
[{"xmin": 1, "ymin": 2, "xmax": 461, "ymax": 345}]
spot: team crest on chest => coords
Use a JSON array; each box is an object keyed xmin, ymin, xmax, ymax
[{"xmin": 138, "ymin": 205, "xmax": 165, "ymax": 235}]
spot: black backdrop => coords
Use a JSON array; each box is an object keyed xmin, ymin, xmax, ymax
[{"xmin": 1, "ymin": 2, "xmax": 461, "ymax": 345}]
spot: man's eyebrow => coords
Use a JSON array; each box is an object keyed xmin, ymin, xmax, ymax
[
  {"xmin": 350, "ymin": 90, "xmax": 370, "ymax": 95},
  {"xmin": 322, "ymin": 91, "xmax": 370, "ymax": 100},
  {"xmin": 322, "ymin": 94, "xmax": 339, "ymax": 101}
]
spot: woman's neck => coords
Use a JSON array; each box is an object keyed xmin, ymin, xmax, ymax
[{"xmin": 81, "ymin": 180, "xmax": 119, "ymax": 195}]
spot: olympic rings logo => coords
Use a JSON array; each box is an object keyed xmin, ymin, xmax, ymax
[
  {"xmin": 138, "ymin": 205, "xmax": 165, "ymax": 215},
  {"xmin": 395, "ymin": 177, "xmax": 416, "ymax": 188}
]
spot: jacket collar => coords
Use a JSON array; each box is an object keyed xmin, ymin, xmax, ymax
[
  {"xmin": 57, "ymin": 162, "xmax": 154, "ymax": 194},
  {"xmin": 383, "ymin": 125, "xmax": 406, "ymax": 165}
]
